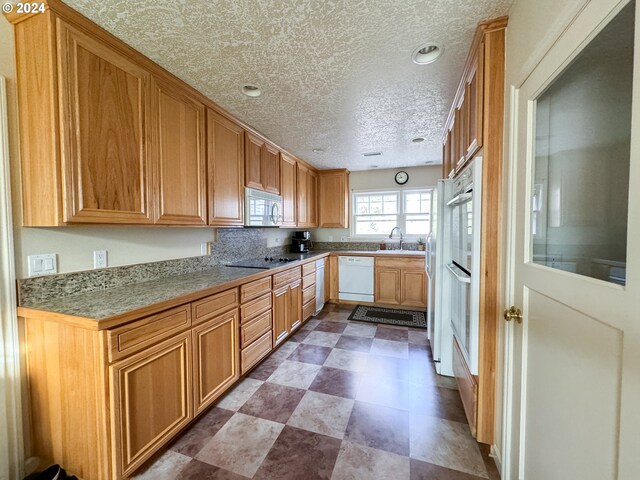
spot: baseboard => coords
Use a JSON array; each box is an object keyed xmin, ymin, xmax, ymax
[{"xmin": 490, "ymin": 444, "xmax": 502, "ymax": 473}]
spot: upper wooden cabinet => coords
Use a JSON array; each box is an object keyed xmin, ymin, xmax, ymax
[
  {"xmin": 465, "ymin": 46, "xmax": 484, "ymax": 159},
  {"xmin": 280, "ymin": 153, "xmax": 297, "ymax": 227},
  {"xmin": 318, "ymin": 169, "xmax": 350, "ymax": 228},
  {"xmin": 244, "ymin": 133, "xmax": 280, "ymax": 194},
  {"xmin": 207, "ymin": 110, "xmax": 245, "ymax": 226},
  {"xmin": 58, "ymin": 19, "xmax": 154, "ymax": 224},
  {"xmin": 262, "ymin": 143, "xmax": 281, "ymax": 194},
  {"xmin": 7, "ymin": 5, "xmax": 319, "ymax": 227},
  {"xmin": 154, "ymin": 79, "xmax": 207, "ymax": 225},
  {"xmin": 308, "ymin": 169, "xmax": 318, "ymax": 228},
  {"xmin": 245, "ymin": 133, "xmax": 264, "ymax": 191}
]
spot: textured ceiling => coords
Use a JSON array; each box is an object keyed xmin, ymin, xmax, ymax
[{"xmin": 63, "ymin": 0, "xmax": 513, "ymax": 170}]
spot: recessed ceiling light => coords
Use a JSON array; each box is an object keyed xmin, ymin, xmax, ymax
[
  {"xmin": 413, "ymin": 43, "xmax": 443, "ymax": 65},
  {"xmin": 412, "ymin": 137, "xmax": 425, "ymax": 143},
  {"xmin": 363, "ymin": 152, "xmax": 382, "ymax": 157},
  {"xmin": 242, "ymin": 85, "xmax": 261, "ymax": 97},
  {"xmin": 312, "ymin": 148, "xmax": 324, "ymax": 153}
]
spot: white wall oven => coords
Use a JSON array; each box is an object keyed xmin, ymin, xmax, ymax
[{"xmin": 446, "ymin": 158, "xmax": 482, "ymax": 374}]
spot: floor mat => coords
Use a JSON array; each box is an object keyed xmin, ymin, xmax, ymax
[{"xmin": 347, "ymin": 304, "xmax": 427, "ymax": 329}]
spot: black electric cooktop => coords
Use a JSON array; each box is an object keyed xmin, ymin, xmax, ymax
[{"xmin": 226, "ymin": 256, "xmax": 308, "ymax": 270}]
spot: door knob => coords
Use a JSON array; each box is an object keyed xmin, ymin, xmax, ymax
[{"xmin": 503, "ymin": 306, "xmax": 523, "ymax": 324}]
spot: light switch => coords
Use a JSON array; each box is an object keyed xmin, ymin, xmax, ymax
[{"xmin": 28, "ymin": 254, "xmax": 58, "ymax": 277}]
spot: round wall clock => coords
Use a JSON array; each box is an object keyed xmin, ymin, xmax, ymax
[{"xmin": 395, "ymin": 171, "xmax": 409, "ymax": 185}]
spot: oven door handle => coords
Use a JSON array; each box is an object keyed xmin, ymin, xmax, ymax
[
  {"xmin": 446, "ymin": 263, "xmax": 471, "ymax": 284},
  {"xmin": 446, "ymin": 192, "xmax": 473, "ymax": 207}
]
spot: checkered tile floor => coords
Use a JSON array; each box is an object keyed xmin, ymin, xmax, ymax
[{"xmin": 133, "ymin": 304, "xmax": 500, "ymax": 480}]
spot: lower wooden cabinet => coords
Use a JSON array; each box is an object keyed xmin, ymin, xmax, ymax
[
  {"xmin": 374, "ymin": 257, "xmax": 427, "ymax": 308},
  {"xmin": 110, "ymin": 332, "xmax": 193, "ymax": 478},
  {"xmin": 273, "ymin": 277, "xmax": 302, "ymax": 347},
  {"xmin": 240, "ymin": 331, "xmax": 272, "ymax": 374},
  {"xmin": 375, "ymin": 267, "xmax": 402, "ymax": 305},
  {"xmin": 192, "ymin": 309, "xmax": 239, "ymax": 415}
]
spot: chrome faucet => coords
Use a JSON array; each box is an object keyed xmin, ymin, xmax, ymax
[{"xmin": 389, "ymin": 227, "xmax": 404, "ymax": 251}]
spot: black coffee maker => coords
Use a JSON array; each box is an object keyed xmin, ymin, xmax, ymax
[{"xmin": 291, "ymin": 231, "xmax": 312, "ymax": 253}]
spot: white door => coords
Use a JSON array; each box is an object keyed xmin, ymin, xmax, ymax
[{"xmin": 503, "ymin": 1, "xmax": 640, "ymax": 479}]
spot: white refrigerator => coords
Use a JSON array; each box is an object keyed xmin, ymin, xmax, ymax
[{"xmin": 427, "ymin": 179, "xmax": 454, "ymax": 376}]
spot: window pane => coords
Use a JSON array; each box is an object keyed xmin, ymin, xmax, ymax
[
  {"xmin": 354, "ymin": 215, "xmax": 397, "ymax": 235},
  {"xmin": 531, "ymin": 1, "xmax": 632, "ymax": 285},
  {"xmin": 406, "ymin": 214, "xmax": 430, "ymax": 236}
]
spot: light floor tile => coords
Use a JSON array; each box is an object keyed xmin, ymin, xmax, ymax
[
  {"xmin": 287, "ymin": 391, "xmax": 354, "ymax": 439},
  {"xmin": 323, "ymin": 349, "xmax": 369, "ymax": 372},
  {"xmin": 409, "ymin": 414, "xmax": 488, "ymax": 478},
  {"xmin": 302, "ymin": 331, "xmax": 342, "ymax": 347},
  {"xmin": 215, "ymin": 378, "xmax": 263, "ymax": 411},
  {"xmin": 132, "ymin": 450, "xmax": 191, "ymax": 480},
  {"xmin": 266, "ymin": 360, "xmax": 321, "ymax": 389},
  {"xmin": 331, "ymin": 441, "xmax": 410, "ymax": 480},
  {"xmin": 370, "ymin": 338, "xmax": 409, "ymax": 359},
  {"xmin": 196, "ymin": 412, "xmax": 284, "ymax": 478},
  {"xmin": 343, "ymin": 323, "xmax": 377, "ymax": 338}
]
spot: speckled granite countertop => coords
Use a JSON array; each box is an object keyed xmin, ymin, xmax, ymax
[
  {"xmin": 17, "ymin": 250, "xmax": 425, "ymax": 329},
  {"xmin": 18, "ymin": 252, "xmax": 330, "ymax": 329}
]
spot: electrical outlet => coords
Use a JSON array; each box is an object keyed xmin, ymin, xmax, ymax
[
  {"xmin": 93, "ymin": 250, "xmax": 108, "ymax": 269},
  {"xmin": 28, "ymin": 254, "xmax": 57, "ymax": 276}
]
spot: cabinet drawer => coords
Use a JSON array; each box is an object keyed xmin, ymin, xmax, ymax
[
  {"xmin": 302, "ymin": 261, "xmax": 316, "ymax": 276},
  {"xmin": 191, "ymin": 288, "xmax": 239, "ymax": 325},
  {"xmin": 240, "ymin": 277, "xmax": 272, "ymax": 303},
  {"xmin": 241, "ymin": 331, "xmax": 272, "ymax": 374},
  {"xmin": 108, "ymin": 305, "xmax": 191, "ymax": 362},
  {"xmin": 240, "ymin": 310, "xmax": 272, "ymax": 348},
  {"xmin": 302, "ymin": 285, "xmax": 316, "ymax": 305},
  {"xmin": 240, "ymin": 292, "xmax": 271, "ymax": 323},
  {"xmin": 273, "ymin": 266, "xmax": 301, "ymax": 289},
  {"xmin": 376, "ymin": 257, "xmax": 425, "ymax": 270},
  {"xmin": 303, "ymin": 299, "xmax": 316, "ymax": 321},
  {"xmin": 302, "ymin": 272, "xmax": 316, "ymax": 290}
]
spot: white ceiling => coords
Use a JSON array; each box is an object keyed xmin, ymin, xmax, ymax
[{"xmin": 64, "ymin": 0, "xmax": 513, "ymax": 171}]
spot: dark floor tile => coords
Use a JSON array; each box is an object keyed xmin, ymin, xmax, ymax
[
  {"xmin": 169, "ymin": 407, "xmax": 234, "ymax": 457},
  {"xmin": 314, "ymin": 321, "xmax": 348, "ymax": 333},
  {"xmin": 309, "ymin": 366, "xmax": 361, "ymax": 399},
  {"xmin": 239, "ymin": 383, "xmax": 305, "ymax": 424},
  {"xmin": 287, "ymin": 343, "xmax": 333, "ymax": 365},
  {"xmin": 410, "ymin": 459, "xmax": 486, "ymax": 480},
  {"xmin": 375, "ymin": 326, "xmax": 410, "ymax": 342},
  {"xmin": 344, "ymin": 401, "xmax": 410, "ymax": 456},
  {"xmin": 364, "ymin": 354, "xmax": 411, "ymax": 381},
  {"xmin": 247, "ymin": 357, "xmax": 281, "ymax": 381},
  {"xmin": 410, "ymin": 384, "xmax": 467, "ymax": 423},
  {"xmin": 253, "ymin": 425, "xmax": 341, "ymax": 480},
  {"xmin": 177, "ymin": 459, "xmax": 247, "ymax": 479},
  {"xmin": 478, "ymin": 443, "xmax": 501, "ymax": 480},
  {"xmin": 289, "ymin": 328, "xmax": 311, "ymax": 342},
  {"xmin": 335, "ymin": 335, "xmax": 373, "ymax": 353}
]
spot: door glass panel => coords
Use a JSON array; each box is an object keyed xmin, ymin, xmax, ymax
[{"xmin": 531, "ymin": 1, "xmax": 634, "ymax": 285}]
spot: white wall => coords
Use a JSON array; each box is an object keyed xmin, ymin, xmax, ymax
[
  {"xmin": 0, "ymin": 17, "xmax": 295, "ymax": 278},
  {"xmin": 312, "ymin": 165, "xmax": 441, "ymax": 242}
]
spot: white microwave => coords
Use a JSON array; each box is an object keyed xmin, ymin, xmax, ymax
[{"xmin": 244, "ymin": 188, "xmax": 282, "ymax": 227}]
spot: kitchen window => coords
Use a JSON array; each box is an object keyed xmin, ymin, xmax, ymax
[{"xmin": 352, "ymin": 189, "xmax": 432, "ymax": 238}]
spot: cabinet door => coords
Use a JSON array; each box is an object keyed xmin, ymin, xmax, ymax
[
  {"xmin": 262, "ymin": 143, "xmax": 280, "ymax": 194},
  {"xmin": 455, "ymin": 98, "xmax": 466, "ymax": 170},
  {"xmin": 280, "ymin": 153, "xmax": 297, "ymax": 227},
  {"xmin": 288, "ymin": 280, "xmax": 302, "ymax": 332},
  {"xmin": 193, "ymin": 309, "xmax": 239, "ymax": 415},
  {"xmin": 208, "ymin": 110, "xmax": 245, "ymax": 226},
  {"xmin": 57, "ymin": 19, "xmax": 153, "ymax": 224},
  {"xmin": 296, "ymin": 164, "xmax": 309, "ymax": 226},
  {"xmin": 401, "ymin": 270, "xmax": 427, "ymax": 308},
  {"xmin": 308, "ymin": 169, "xmax": 318, "ymax": 227},
  {"xmin": 245, "ymin": 132, "xmax": 264, "ymax": 190},
  {"xmin": 375, "ymin": 267, "xmax": 401, "ymax": 305},
  {"xmin": 318, "ymin": 170, "xmax": 349, "ymax": 228},
  {"xmin": 465, "ymin": 44, "xmax": 484, "ymax": 159},
  {"xmin": 110, "ymin": 333, "xmax": 192, "ymax": 477},
  {"xmin": 154, "ymin": 80, "xmax": 206, "ymax": 225},
  {"xmin": 273, "ymin": 286, "xmax": 289, "ymax": 347}
]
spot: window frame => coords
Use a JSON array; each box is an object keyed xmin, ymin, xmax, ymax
[{"xmin": 350, "ymin": 187, "xmax": 433, "ymax": 240}]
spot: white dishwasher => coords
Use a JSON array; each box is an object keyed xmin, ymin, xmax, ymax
[{"xmin": 338, "ymin": 256, "xmax": 374, "ymax": 302}]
